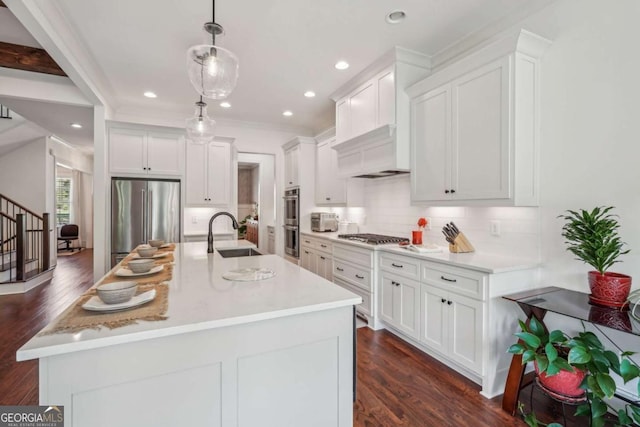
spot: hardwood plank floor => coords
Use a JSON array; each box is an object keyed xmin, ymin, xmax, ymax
[
  {"xmin": 0, "ymin": 250, "xmax": 586, "ymax": 425},
  {"xmin": 0, "ymin": 249, "xmax": 94, "ymax": 405}
]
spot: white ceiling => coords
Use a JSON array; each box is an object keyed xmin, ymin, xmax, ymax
[{"xmin": 0, "ymin": 0, "xmax": 553, "ymax": 149}]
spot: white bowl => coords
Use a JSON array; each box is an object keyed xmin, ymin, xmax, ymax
[
  {"xmin": 128, "ymin": 258, "xmax": 155, "ymax": 273},
  {"xmin": 96, "ymin": 281, "xmax": 138, "ymax": 304},
  {"xmin": 137, "ymin": 246, "xmax": 158, "ymax": 258},
  {"xmin": 148, "ymin": 239, "xmax": 165, "ymax": 248}
]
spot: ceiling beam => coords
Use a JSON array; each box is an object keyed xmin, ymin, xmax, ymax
[{"xmin": 0, "ymin": 41, "xmax": 66, "ymax": 76}]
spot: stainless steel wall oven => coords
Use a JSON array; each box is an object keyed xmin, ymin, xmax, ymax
[{"xmin": 283, "ymin": 187, "xmax": 299, "ymax": 257}]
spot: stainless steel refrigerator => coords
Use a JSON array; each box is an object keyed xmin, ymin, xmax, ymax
[{"xmin": 111, "ymin": 178, "xmax": 181, "ymax": 267}]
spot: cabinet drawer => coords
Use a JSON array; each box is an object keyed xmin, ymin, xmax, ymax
[
  {"xmin": 334, "ymin": 277, "xmax": 371, "ymax": 316},
  {"xmin": 379, "ymin": 253, "xmax": 420, "ymax": 280},
  {"xmin": 421, "ymin": 262, "xmax": 486, "ymax": 300},
  {"xmin": 316, "ymin": 240, "xmax": 332, "ymax": 254},
  {"xmin": 334, "ymin": 260, "xmax": 371, "ymax": 292},
  {"xmin": 333, "ymin": 244, "xmax": 373, "ymax": 268},
  {"xmin": 300, "ymin": 236, "xmax": 317, "ymax": 249}
]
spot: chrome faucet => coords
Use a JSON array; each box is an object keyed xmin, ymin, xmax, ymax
[{"xmin": 207, "ymin": 212, "xmax": 239, "ymax": 253}]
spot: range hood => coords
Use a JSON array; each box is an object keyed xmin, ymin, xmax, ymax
[{"xmin": 332, "ymin": 124, "xmax": 410, "ymax": 179}]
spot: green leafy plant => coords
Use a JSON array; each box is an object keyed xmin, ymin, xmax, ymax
[
  {"xmin": 559, "ymin": 206, "xmax": 629, "ymax": 274},
  {"xmin": 237, "ymin": 214, "xmax": 252, "ymax": 237},
  {"xmin": 508, "ymin": 317, "xmax": 640, "ymax": 427}
]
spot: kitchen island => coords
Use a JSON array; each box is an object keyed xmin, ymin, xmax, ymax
[{"xmin": 18, "ymin": 241, "xmax": 361, "ymax": 427}]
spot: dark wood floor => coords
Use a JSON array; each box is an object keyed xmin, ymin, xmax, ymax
[
  {"xmin": 0, "ymin": 249, "xmax": 94, "ymax": 405},
  {"xmin": 0, "ymin": 250, "xmax": 587, "ymax": 425}
]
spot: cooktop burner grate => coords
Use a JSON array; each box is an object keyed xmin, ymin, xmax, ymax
[{"xmin": 337, "ymin": 233, "xmax": 410, "ymax": 245}]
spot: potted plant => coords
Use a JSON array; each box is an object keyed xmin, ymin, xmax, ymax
[
  {"xmin": 559, "ymin": 206, "xmax": 631, "ymax": 308},
  {"xmin": 508, "ymin": 316, "xmax": 640, "ymax": 427}
]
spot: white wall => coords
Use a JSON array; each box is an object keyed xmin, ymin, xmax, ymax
[
  {"xmin": 48, "ymin": 136, "xmax": 93, "ymax": 174},
  {"xmin": 0, "ymin": 137, "xmax": 47, "ymax": 212}
]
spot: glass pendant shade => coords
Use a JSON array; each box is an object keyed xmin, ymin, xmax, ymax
[
  {"xmin": 185, "ymin": 104, "xmax": 216, "ymax": 144},
  {"xmin": 187, "ymin": 44, "xmax": 239, "ymax": 99}
]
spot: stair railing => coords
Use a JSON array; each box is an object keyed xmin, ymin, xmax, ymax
[{"xmin": 0, "ymin": 194, "xmax": 49, "ymax": 282}]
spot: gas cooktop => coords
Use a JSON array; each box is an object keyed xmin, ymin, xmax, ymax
[{"xmin": 337, "ymin": 233, "xmax": 410, "ymax": 245}]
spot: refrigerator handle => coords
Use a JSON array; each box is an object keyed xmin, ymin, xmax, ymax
[
  {"xmin": 148, "ymin": 189, "xmax": 153, "ymax": 240},
  {"xmin": 141, "ymin": 189, "xmax": 147, "ymax": 243}
]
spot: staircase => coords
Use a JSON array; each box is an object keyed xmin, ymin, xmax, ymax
[{"xmin": 0, "ymin": 194, "xmax": 53, "ymax": 294}]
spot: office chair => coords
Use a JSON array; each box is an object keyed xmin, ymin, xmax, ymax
[{"xmin": 57, "ymin": 224, "xmax": 79, "ymax": 252}]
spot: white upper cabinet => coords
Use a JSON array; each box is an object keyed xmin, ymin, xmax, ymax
[
  {"xmin": 109, "ymin": 126, "xmax": 184, "ymax": 176},
  {"xmin": 314, "ymin": 131, "xmax": 364, "ymax": 206},
  {"xmin": 282, "ymin": 136, "xmax": 315, "ymax": 190},
  {"xmin": 330, "ymin": 47, "xmax": 431, "ymax": 178},
  {"xmin": 284, "ymin": 144, "xmax": 301, "ymax": 188},
  {"xmin": 185, "ymin": 141, "xmax": 231, "ymax": 206},
  {"xmin": 408, "ymin": 29, "xmax": 551, "ymax": 206}
]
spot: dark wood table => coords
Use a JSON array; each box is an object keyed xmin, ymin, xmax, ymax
[{"xmin": 501, "ymin": 286, "xmax": 639, "ymax": 415}]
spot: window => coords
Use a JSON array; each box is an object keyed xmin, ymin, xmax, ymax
[{"xmin": 56, "ymin": 177, "xmax": 72, "ymax": 226}]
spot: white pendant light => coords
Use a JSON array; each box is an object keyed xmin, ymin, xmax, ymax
[
  {"xmin": 187, "ymin": 0, "xmax": 239, "ymax": 99},
  {"xmin": 185, "ymin": 96, "xmax": 216, "ymax": 144}
]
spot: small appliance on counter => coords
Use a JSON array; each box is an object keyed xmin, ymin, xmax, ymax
[{"xmin": 311, "ymin": 212, "xmax": 338, "ymax": 232}]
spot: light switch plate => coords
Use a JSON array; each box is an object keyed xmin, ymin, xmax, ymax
[
  {"xmin": 490, "ymin": 220, "xmax": 501, "ymax": 236},
  {"xmin": 192, "ymin": 216, "xmax": 198, "ymax": 224}
]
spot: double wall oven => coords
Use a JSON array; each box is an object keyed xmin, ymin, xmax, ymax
[{"xmin": 283, "ymin": 187, "xmax": 299, "ymax": 258}]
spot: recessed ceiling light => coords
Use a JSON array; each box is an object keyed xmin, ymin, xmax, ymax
[
  {"xmin": 143, "ymin": 91, "xmax": 157, "ymax": 98},
  {"xmin": 70, "ymin": 123, "xmax": 82, "ymax": 129},
  {"xmin": 220, "ymin": 102, "xmax": 231, "ymax": 108},
  {"xmin": 304, "ymin": 91, "xmax": 316, "ymax": 98},
  {"xmin": 335, "ymin": 61, "xmax": 349, "ymax": 70},
  {"xmin": 282, "ymin": 110, "xmax": 293, "ymax": 117},
  {"xmin": 386, "ymin": 10, "xmax": 406, "ymax": 24}
]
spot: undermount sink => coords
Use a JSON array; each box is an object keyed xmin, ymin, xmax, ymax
[{"xmin": 217, "ymin": 248, "xmax": 263, "ymax": 258}]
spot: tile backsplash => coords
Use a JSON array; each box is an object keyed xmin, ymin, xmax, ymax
[{"xmin": 331, "ymin": 175, "xmax": 540, "ymax": 259}]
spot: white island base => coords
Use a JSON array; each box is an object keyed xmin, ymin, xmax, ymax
[{"xmin": 39, "ymin": 305, "xmax": 354, "ymax": 427}]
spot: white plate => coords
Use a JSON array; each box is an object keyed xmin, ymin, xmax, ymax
[
  {"xmin": 115, "ymin": 264, "xmax": 164, "ymax": 277},
  {"xmin": 82, "ymin": 289, "xmax": 157, "ymax": 312},
  {"xmin": 222, "ymin": 268, "xmax": 276, "ymax": 281},
  {"xmin": 131, "ymin": 252, "xmax": 170, "ymax": 259},
  {"xmin": 160, "ymin": 244, "xmax": 172, "ymax": 248}
]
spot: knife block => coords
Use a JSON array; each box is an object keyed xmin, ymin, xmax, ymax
[{"xmin": 449, "ymin": 232, "xmax": 475, "ymax": 253}]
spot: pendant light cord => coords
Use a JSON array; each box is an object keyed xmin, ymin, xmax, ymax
[{"xmin": 211, "ymin": 0, "xmax": 216, "ymax": 45}]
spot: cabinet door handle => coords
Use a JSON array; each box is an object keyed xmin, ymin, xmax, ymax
[
  {"xmin": 336, "ymin": 267, "xmax": 344, "ymax": 272},
  {"xmin": 440, "ymin": 275, "xmax": 457, "ymax": 283},
  {"xmin": 289, "ymin": 181, "xmax": 293, "ymax": 184},
  {"xmin": 320, "ymin": 256, "xmax": 326, "ymax": 260},
  {"xmin": 326, "ymin": 197, "xmax": 330, "ymax": 201},
  {"xmin": 444, "ymin": 189, "xmax": 450, "ymax": 194},
  {"xmin": 450, "ymin": 189, "xmax": 455, "ymax": 194},
  {"xmin": 441, "ymin": 298, "xmax": 446, "ymax": 303},
  {"xmin": 392, "ymin": 281, "xmax": 400, "ymax": 287},
  {"xmin": 391, "ymin": 263, "xmax": 403, "ymax": 268},
  {"xmin": 355, "ymin": 274, "xmax": 364, "ymax": 279},
  {"xmin": 447, "ymin": 300, "xmax": 453, "ymax": 305},
  {"xmin": 148, "ymin": 167, "xmax": 151, "ymax": 171}
]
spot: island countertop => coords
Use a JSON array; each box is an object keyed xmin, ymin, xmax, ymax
[{"xmin": 17, "ymin": 241, "xmax": 361, "ymax": 361}]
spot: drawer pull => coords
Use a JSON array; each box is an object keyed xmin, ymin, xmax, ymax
[
  {"xmin": 447, "ymin": 300, "xmax": 453, "ymax": 305},
  {"xmin": 320, "ymin": 256, "xmax": 326, "ymax": 260},
  {"xmin": 391, "ymin": 263, "xmax": 403, "ymax": 268},
  {"xmin": 336, "ymin": 267, "xmax": 344, "ymax": 272},
  {"xmin": 355, "ymin": 274, "xmax": 365, "ymax": 279},
  {"xmin": 304, "ymin": 251, "xmax": 309, "ymax": 254},
  {"xmin": 304, "ymin": 240, "xmax": 311, "ymax": 244},
  {"xmin": 440, "ymin": 275, "xmax": 457, "ymax": 283},
  {"xmin": 441, "ymin": 298, "xmax": 446, "ymax": 303},
  {"xmin": 321, "ymin": 244, "xmax": 327, "ymax": 248}
]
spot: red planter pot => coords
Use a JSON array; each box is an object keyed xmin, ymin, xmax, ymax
[
  {"xmin": 535, "ymin": 361, "xmax": 586, "ymax": 399},
  {"xmin": 588, "ymin": 271, "xmax": 632, "ymax": 308}
]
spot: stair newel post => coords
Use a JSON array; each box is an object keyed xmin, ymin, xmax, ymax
[
  {"xmin": 42, "ymin": 213, "xmax": 50, "ymax": 271},
  {"xmin": 16, "ymin": 213, "xmax": 26, "ymax": 281}
]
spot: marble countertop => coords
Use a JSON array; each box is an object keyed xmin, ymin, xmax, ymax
[
  {"xmin": 300, "ymin": 230, "xmax": 538, "ymax": 274},
  {"xmin": 17, "ymin": 241, "xmax": 361, "ymax": 361}
]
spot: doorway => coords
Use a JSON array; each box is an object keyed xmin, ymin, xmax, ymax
[{"xmin": 236, "ymin": 153, "xmax": 276, "ymax": 255}]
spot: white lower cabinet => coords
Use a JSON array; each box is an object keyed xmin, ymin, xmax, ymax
[
  {"xmin": 299, "ymin": 235, "xmax": 333, "ymax": 282},
  {"xmin": 420, "ymin": 283, "xmax": 483, "ymax": 374},
  {"xmin": 332, "ymin": 242, "xmax": 375, "ymax": 324},
  {"xmin": 380, "ymin": 272, "xmax": 421, "ymax": 340},
  {"xmin": 375, "ymin": 250, "xmax": 538, "ymax": 398}
]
